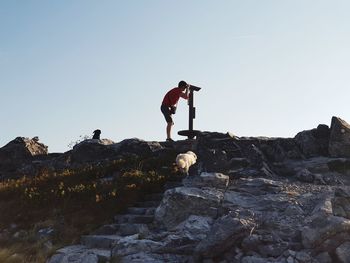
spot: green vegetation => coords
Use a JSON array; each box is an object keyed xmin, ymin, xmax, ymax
[{"xmin": 0, "ymin": 153, "xmax": 179, "ymax": 262}]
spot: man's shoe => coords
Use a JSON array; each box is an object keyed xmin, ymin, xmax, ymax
[{"xmin": 166, "ymin": 138, "xmax": 175, "ymax": 142}]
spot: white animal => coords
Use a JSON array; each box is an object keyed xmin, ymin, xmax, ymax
[{"xmin": 176, "ymin": 151, "xmax": 197, "ymax": 175}]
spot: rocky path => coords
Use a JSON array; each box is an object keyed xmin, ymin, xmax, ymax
[{"xmin": 48, "ymin": 176, "xmax": 184, "ymax": 263}]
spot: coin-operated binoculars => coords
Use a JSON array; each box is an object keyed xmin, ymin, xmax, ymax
[{"xmin": 178, "ymin": 85, "xmax": 202, "ymax": 139}]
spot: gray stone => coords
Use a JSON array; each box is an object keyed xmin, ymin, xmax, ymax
[
  {"xmin": 332, "ymin": 188, "xmax": 350, "ymax": 219},
  {"xmin": 71, "ymin": 139, "xmax": 116, "ymax": 162},
  {"xmin": 295, "ymin": 251, "xmax": 312, "ymax": 262},
  {"xmin": 315, "ymin": 252, "xmax": 333, "ymax": 263},
  {"xmin": 302, "ymin": 215, "xmax": 350, "ymax": 249},
  {"xmin": 194, "ymin": 212, "xmax": 254, "ymax": 258},
  {"xmin": 155, "ymin": 187, "xmax": 223, "ymax": 229},
  {"xmin": 182, "ymin": 172, "xmax": 229, "ymax": 189},
  {"xmin": 47, "ymin": 247, "xmax": 101, "ymax": 263},
  {"xmin": 118, "ymin": 223, "xmax": 150, "ymax": 237},
  {"xmin": 81, "ymin": 235, "xmax": 122, "ymax": 249},
  {"xmin": 0, "ymin": 136, "xmax": 48, "ymax": 178},
  {"xmin": 329, "ymin": 116, "xmax": 350, "ymax": 158},
  {"xmin": 336, "ymin": 241, "xmax": 350, "ymax": 263},
  {"xmin": 241, "ymin": 256, "xmax": 272, "ymax": 263},
  {"xmin": 117, "ymin": 252, "xmax": 190, "ymax": 263},
  {"xmin": 229, "ymin": 177, "xmax": 282, "ymax": 195},
  {"xmin": 47, "ymin": 254, "xmax": 64, "ymax": 263},
  {"xmin": 112, "ymin": 234, "xmax": 164, "ymax": 257},
  {"xmin": 174, "ymin": 215, "xmax": 214, "ymax": 241},
  {"xmin": 295, "ymin": 169, "xmax": 315, "ymax": 183},
  {"xmin": 112, "ymin": 138, "xmax": 164, "ymax": 157},
  {"xmin": 294, "ymin": 124, "xmax": 330, "ymax": 157},
  {"xmin": 224, "ymin": 191, "xmax": 291, "ymax": 212}
]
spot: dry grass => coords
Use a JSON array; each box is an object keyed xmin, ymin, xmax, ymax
[{"xmin": 0, "ymin": 154, "xmax": 178, "ymax": 262}]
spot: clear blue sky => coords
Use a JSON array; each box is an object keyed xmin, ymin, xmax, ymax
[{"xmin": 1, "ymin": 1, "xmax": 350, "ymax": 152}]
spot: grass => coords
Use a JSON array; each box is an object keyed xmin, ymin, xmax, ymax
[{"xmin": 0, "ymin": 152, "xmax": 178, "ymax": 263}]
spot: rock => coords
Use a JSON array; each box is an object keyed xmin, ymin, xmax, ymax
[
  {"xmin": 112, "ymin": 138, "xmax": 163, "ymax": 157},
  {"xmin": 155, "ymin": 187, "xmax": 223, "ymax": 230},
  {"xmin": 336, "ymin": 241, "xmax": 350, "ymax": 263},
  {"xmin": 196, "ymin": 132, "xmax": 243, "ymax": 173},
  {"xmin": 329, "ymin": 116, "xmax": 350, "ymax": 158},
  {"xmin": 302, "ymin": 214, "xmax": 350, "ymax": 249},
  {"xmin": 116, "ymin": 252, "xmax": 189, "ymax": 263},
  {"xmin": 182, "ymin": 172, "xmax": 229, "ymax": 189},
  {"xmin": 47, "ymin": 245, "xmax": 106, "ymax": 263},
  {"xmin": 0, "ymin": 136, "xmax": 48, "ymax": 158},
  {"xmin": 295, "ymin": 251, "xmax": 312, "ymax": 262},
  {"xmin": 294, "ymin": 124, "xmax": 330, "ymax": 157},
  {"xmin": 174, "ymin": 215, "xmax": 214, "ymax": 241},
  {"xmin": 0, "ymin": 137, "xmax": 48, "ymax": 178},
  {"xmin": 237, "ymin": 137, "xmax": 303, "ymax": 163},
  {"xmin": 71, "ymin": 139, "xmax": 116, "ymax": 162},
  {"xmin": 194, "ymin": 212, "xmax": 255, "ymax": 259},
  {"xmin": 332, "ymin": 188, "xmax": 350, "ymax": 219},
  {"xmin": 240, "ymin": 256, "xmax": 272, "ymax": 263},
  {"xmin": 295, "ymin": 169, "xmax": 315, "ymax": 183},
  {"xmin": 111, "ymin": 234, "xmax": 163, "ymax": 257},
  {"xmin": 242, "ymin": 234, "xmax": 290, "ymax": 258},
  {"xmin": 229, "ymin": 177, "xmax": 283, "ymax": 195},
  {"xmin": 327, "ymin": 158, "xmax": 350, "ymax": 174},
  {"xmin": 315, "ymin": 252, "xmax": 333, "ymax": 263}
]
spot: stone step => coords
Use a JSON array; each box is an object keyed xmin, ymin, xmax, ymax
[
  {"xmin": 55, "ymin": 245, "xmax": 111, "ymax": 262},
  {"xmin": 116, "ymin": 223, "xmax": 150, "ymax": 236},
  {"xmin": 127, "ymin": 207, "xmax": 148, "ymax": 215},
  {"xmin": 134, "ymin": 200, "xmax": 160, "ymax": 207},
  {"xmin": 127, "ymin": 207, "xmax": 157, "ymax": 215},
  {"xmin": 114, "ymin": 214, "xmax": 155, "ymax": 224},
  {"xmin": 81, "ymin": 235, "xmax": 122, "ymax": 249}
]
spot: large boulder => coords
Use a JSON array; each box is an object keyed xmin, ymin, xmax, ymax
[
  {"xmin": 0, "ymin": 136, "xmax": 48, "ymax": 160},
  {"xmin": 71, "ymin": 139, "xmax": 116, "ymax": 162},
  {"xmin": 154, "ymin": 187, "xmax": 223, "ymax": 230},
  {"xmin": 335, "ymin": 241, "xmax": 350, "ymax": 263},
  {"xmin": 329, "ymin": 117, "xmax": 350, "ymax": 158},
  {"xmin": 302, "ymin": 214, "xmax": 350, "ymax": 249},
  {"xmin": 112, "ymin": 138, "xmax": 164, "ymax": 157},
  {"xmin": 194, "ymin": 212, "xmax": 255, "ymax": 259},
  {"xmin": 196, "ymin": 132, "xmax": 243, "ymax": 173},
  {"xmin": 294, "ymin": 124, "xmax": 330, "ymax": 157},
  {"xmin": 0, "ymin": 137, "xmax": 48, "ymax": 178},
  {"xmin": 332, "ymin": 188, "xmax": 350, "ymax": 219},
  {"xmin": 111, "ymin": 234, "xmax": 164, "ymax": 257}
]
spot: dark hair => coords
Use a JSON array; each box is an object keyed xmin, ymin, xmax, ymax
[{"xmin": 178, "ymin": 80, "xmax": 188, "ymax": 89}]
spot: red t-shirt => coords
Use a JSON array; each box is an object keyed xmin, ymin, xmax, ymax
[{"xmin": 162, "ymin": 87, "xmax": 183, "ymax": 106}]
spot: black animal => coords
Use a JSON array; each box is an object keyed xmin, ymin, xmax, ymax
[{"xmin": 92, "ymin": 129, "xmax": 101, "ymax": 140}]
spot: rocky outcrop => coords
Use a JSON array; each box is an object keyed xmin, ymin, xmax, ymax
[
  {"xmin": 154, "ymin": 186, "xmax": 223, "ymax": 230},
  {"xmin": 0, "ymin": 136, "xmax": 47, "ymax": 160},
  {"xmin": 71, "ymin": 139, "xmax": 116, "ymax": 163},
  {"xmin": 329, "ymin": 116, "xmax": 350, "ymax": 158},
  {"xmin": 0, "ymin": 137, "xmax": 48, "ymax": 178},
  {"xmin": 294, "ymin": 124, "xmax": 330, "ymax": 157},
  {"xmin": 11, "ymin": 116, "xmax": 350, "ymax": 262}
]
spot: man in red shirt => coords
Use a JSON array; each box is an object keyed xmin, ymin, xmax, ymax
[{"xmin": 161, "ymin": 81, "xmax": 189, "ymax": 142}]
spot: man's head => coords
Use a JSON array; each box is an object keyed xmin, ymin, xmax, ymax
[{"xmin": 178, "ymin": 80, "xmax": 188, "ymax": 90}]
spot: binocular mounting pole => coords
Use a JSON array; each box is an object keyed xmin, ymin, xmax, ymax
[{"xmin": 178, "ymin": 85, "xmax": 201, "ymax": 139}]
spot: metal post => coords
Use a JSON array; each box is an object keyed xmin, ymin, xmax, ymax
[{"xmin": 178, "ymin": 85, "xmax": 201, "ymax": 139}]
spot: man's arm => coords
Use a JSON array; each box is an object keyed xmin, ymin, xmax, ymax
[{"xmin": 179, "ymin": 85, "xmax": 189, "ymax": 99}]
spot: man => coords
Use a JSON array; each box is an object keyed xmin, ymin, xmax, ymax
[{"xmin": 161, "ymin": 80, "xmax": 189, "ymax": 142}]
